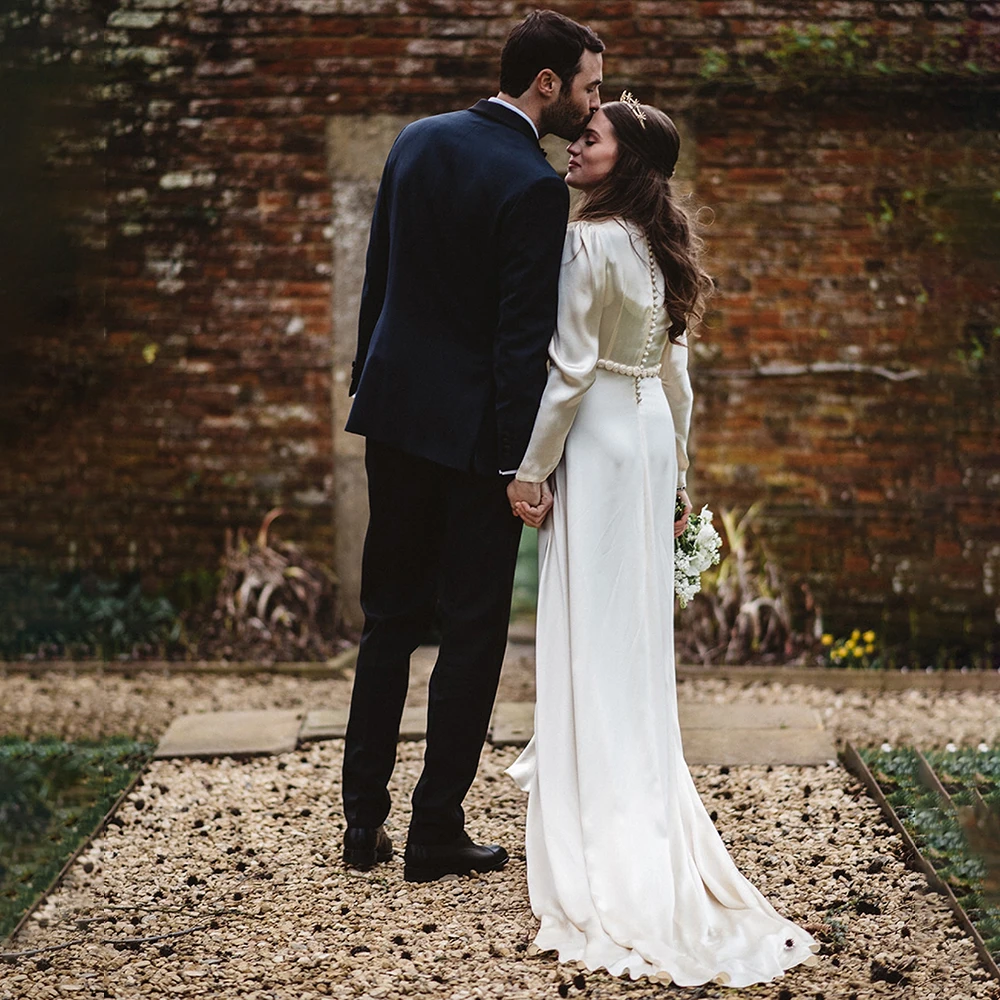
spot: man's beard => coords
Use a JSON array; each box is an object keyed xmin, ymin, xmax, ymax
[{"xmin": 539, "ymin": 93, "xmax": 592, "ymax": 142}]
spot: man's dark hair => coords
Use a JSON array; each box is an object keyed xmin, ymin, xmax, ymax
[{"xmin": 499, "ymin": 10, "xmax": 604, "ymax": 97}]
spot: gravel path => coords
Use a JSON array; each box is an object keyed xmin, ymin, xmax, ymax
[
  {"xmin": 3, "ymin": 658, "xmax": 997, "ymax": 996},
  {"xmin": 5, "ymin": 740, "xmax": 999, "ymax": 1000},
  {"xmin": 1, "ymin": 660, "xmax": 997, "ymax": 749}
]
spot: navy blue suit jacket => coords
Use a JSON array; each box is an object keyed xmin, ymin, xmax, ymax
[{"xmin": 346, "ymin": 100, "xmax": 570, "ymax": 476}]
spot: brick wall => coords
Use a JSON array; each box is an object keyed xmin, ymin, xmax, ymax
[
  {"xmin": 1, "ymin": 0, "xmax": 998, "ymax": 652},
  {"xmin": 690, "ymin": 82, "xmax": 1000, "ymax": 651}
]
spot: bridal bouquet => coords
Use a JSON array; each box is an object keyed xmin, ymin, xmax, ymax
[{"xmin": 674, "ymin": 500, "xmax": 723, "ymax": 609}]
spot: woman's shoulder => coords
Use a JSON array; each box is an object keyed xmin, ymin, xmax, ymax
[
  {"xmin": 567, "ymin": 217, "xmax": 641, "ymax": 260},
  {"xmin": 568, "ymin": 217, "xmax": 630, "ymax": 236},
  {"xmin": 567, "ymin": 217, "xmax": 634, "ymax": 244}
]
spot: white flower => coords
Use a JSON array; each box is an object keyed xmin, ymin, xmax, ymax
[
  {"xmin": 945, "ymin": 743, "xmax": 957, "ymax": 752},
  {"xmin": 977, "ymin": 742, "xmax": 990, "ymax": 752},
  {"xmin": 696, "ymin": 517, "xmax": 717, "ymax": 548},
  {"xmin": 880, "ymin": 742, "xmax": 893, "ymax": 752},
  {"xmin": 675, "ymin": 505, "xmax": 722, "ymax": 608},
  {"xmin": 691, "ymin": 553, "xmax": 713, "ymax": 574}
]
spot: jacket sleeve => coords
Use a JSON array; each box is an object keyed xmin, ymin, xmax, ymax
[
  {"xmin": 493, "ymin": 174, "xmax": 571, "ymax": 473},
  {"xmin": 515, "ymin": 223, "xmax": 604, "ymax": 483},
  {"xmin": 350, "ymin": 157, "xmax": 394, "ymax": 397},
  {"xmin": 660, "ymin": 336, "xmax": 693, "ymax": 489}
]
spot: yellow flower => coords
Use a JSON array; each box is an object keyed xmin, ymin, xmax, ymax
[
  {"xmin": 845, "ymin": 638, "xmax": 856, "ymax": 650},
  {"xmin": 853, "ymin": 646, "xmax": 864, "ymax": 658},
  {"xmin": 863, "ymin": 630, "xmax": 876, "ymax": 644},
  {"xmin": 821, "ymin": 634, "xmax": 834, "ymax": 646},
  {"xmin": 850, "ymin": 629, "xmax": 861, "ymax": 641},
  {"xmin": 865, "ymin": 644, "xmax": 875, "ymax": 654}
]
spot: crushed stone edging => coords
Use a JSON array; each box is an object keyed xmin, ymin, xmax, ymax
[{"xmin": 1, "ymin": 649, "xmax": 997, "ymax": 693}]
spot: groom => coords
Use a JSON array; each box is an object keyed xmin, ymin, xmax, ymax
[{"xmin": 342, "ymin": 10, "xmax": 604, "ymax": 882}]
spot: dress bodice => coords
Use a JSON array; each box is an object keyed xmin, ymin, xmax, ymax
[
  {"xmin": 516, "ymin": 218, "xmax": 694, "ymax": 485},
  {"xmin": 584, "ymin": 219, "xmax": 671, "ymax": 371}
]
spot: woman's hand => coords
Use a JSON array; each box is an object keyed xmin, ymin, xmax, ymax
[
  {"xmin": 674, "ymin": 488, "xmax": 692, "ymax": 538},
  {"xmin": 513, "ymin": 480, "xmax": 553, "ymax": 529}
]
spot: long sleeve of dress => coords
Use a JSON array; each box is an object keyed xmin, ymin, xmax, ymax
[
  {"xmin": 516, "ymin": 224, "xmax": 605, "ymax": 484},
  {"xmin": 661, "ymin": 336, "xmax": 693, "ymax": 488}
]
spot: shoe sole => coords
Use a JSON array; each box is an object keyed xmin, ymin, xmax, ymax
[
  {"xmin": 402, "ymin": 851, "xmax": 509, "ymax": 883},
  {"xmin": 343, "ymin": 845, "xmax": 393, "ymax": 871}
]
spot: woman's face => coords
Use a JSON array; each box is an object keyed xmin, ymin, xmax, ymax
[{"xmin": 565, "ymin": 109, "xmax": 618, "ymax": 191}]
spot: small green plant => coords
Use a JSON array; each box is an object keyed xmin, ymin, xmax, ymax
[
  {"xmin": 821, "ymin": 914, "xmax": 848, "ymax": 952},
  {"xmin": 699, "ymin": 20, "xmax": 999, "ymax": 91},
  {"xmin": 0, "ymin": 738, "xmax": 152, "ymax": 939},
  {"xmin": 762, "ymin": 22, "xmax": 873, "ymax": 77},
  {"xmin": 700, "ymin": 21, "xmax": 873, "ymax": 86},
  {"xmin": 0, "ymin": 569, "xmax": 182, "ymax": 660},
  {"xmin": 862, "ymin": 746, "xmax": 1000, "ymax": 957},
  {"xmin": 954, "ymin": 326, "xmax": 1000, "ymax": 373}
]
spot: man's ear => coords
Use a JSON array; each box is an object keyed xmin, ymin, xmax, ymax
[{"xmin": 533, "ymin": 68, "xmax": 560, "ymax": 100}]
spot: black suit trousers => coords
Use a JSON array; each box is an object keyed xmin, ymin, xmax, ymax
[{"xmin": 342, "ymin": 439, "xmax": 523, "ymax": 844}]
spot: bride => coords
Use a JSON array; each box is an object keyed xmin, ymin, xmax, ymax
[{"xmin": 506, "ymin": 94, "xmax": 819, "ymax": 988}]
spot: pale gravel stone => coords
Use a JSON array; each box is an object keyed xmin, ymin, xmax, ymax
[
  {"xmin": 2, "ymin": 659, "xmax": 998, "ymax": 996},
  {"xmin": 3, "ymin": 741, "xmax": 999, "ymax": 1000}
]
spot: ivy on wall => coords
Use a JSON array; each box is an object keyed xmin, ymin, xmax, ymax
[
  {"xmin": 700, "ymin": 21, "xmax": 1000, "ymax": 92},
  {"xmin": 862, "ymin": 184, "xmax": 1000, "ymax": 375}
]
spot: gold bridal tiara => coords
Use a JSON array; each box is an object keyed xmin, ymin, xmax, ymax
[{"xmin": 619, "ymin": 90, "xmax": 647, "ymax": 128}]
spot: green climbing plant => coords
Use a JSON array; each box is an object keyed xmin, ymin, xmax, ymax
[{"xmin": 700, "ymin": 21, "xmax": 999, "ymax": 91}]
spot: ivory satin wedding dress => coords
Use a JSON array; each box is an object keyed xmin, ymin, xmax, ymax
[{"xmin": 506, "ymin": 219, "xmax": 819, "ymax": 988}]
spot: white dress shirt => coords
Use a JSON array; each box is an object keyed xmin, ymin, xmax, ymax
[{"xmin": 488, "ymin": 96, "xmax": 539, "ymax": 139}]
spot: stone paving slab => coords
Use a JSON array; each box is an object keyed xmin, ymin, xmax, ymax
[
  {"xmin": 398, "ymin": 703, "xmax": 428, "ymax": 740},
  {"xmin": 154, "ymin": 709, "xmax": 302, "ymax": 759},
  {"xmin": 683, "ymin": 728, "xmax": 836, "ymax": 766},
  {"xmin": 299, "ymin": 704, "xmax": 427, "ymax": 742},
  {"xmin": 491, "ymin": 700, "xmax": 535, "ymax": 746},
  {"xmin": 489, "ymin": 701, "xmax": 826, "ymax": 750},
  {"xmin": 165, "ymin": 700, "xmax": 830, "ymax": 765},
  {"xmin": 679, "ymin": 702, "xmax": 823, "ymax": 730},
  {"xmin": 299, "ymin": 707, "xmax": 348, "ymax": 740}
]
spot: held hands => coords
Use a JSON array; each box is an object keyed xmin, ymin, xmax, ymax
[
  {"xmin": 509, "ymin": 481, "xmax": 686, "ymax": 532},
  {"xmin": 507, "ymin": 478, "xmax": 553, "ymax": 529},
  {"xmin": 674, "ymin": 488, "xmax": 692, "ymax": 538}
]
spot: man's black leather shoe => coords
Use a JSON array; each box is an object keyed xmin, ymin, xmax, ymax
[
  {"xmin": 403, "ymin": 833, "xmax": 509, "ymax": 883},
  {"xmin": 342, "ymin": 825, "xmax": 393, "ymax": 870}
]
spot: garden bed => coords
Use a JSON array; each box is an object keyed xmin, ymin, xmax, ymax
[
  {"xmin": 844, "ymin": 743, "xmax": 1000, "ymax": 982},
  {"xmin": 0, "ymin": 738, "xmax": 152, "ymax": 943}
]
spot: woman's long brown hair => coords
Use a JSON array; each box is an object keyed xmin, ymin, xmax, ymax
[{"xmin": 574, "ymin": 100, "xmax": 712, "ymax": 343}]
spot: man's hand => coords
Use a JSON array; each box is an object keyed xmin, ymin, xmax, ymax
[
  {"xmin": 508, "ymin": 479, "xmax": 554, "ymax": 529},
  {"xmin": 507, "ymin": 478, "xmax": 540, "ymax": 509}
]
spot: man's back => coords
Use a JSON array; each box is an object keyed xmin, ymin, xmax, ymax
[{"xmin": 347, "ymin": 101, "xmax": 570, "ymax": 476}]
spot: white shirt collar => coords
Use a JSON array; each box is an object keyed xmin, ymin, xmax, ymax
[{"xmin": 487, "ymin": 96, "xmax": 539, "ymax": 139}]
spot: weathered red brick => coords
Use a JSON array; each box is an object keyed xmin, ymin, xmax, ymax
[{"xmin": 1, "ymin": 0, "xmax": 996, "ymax": 652}]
